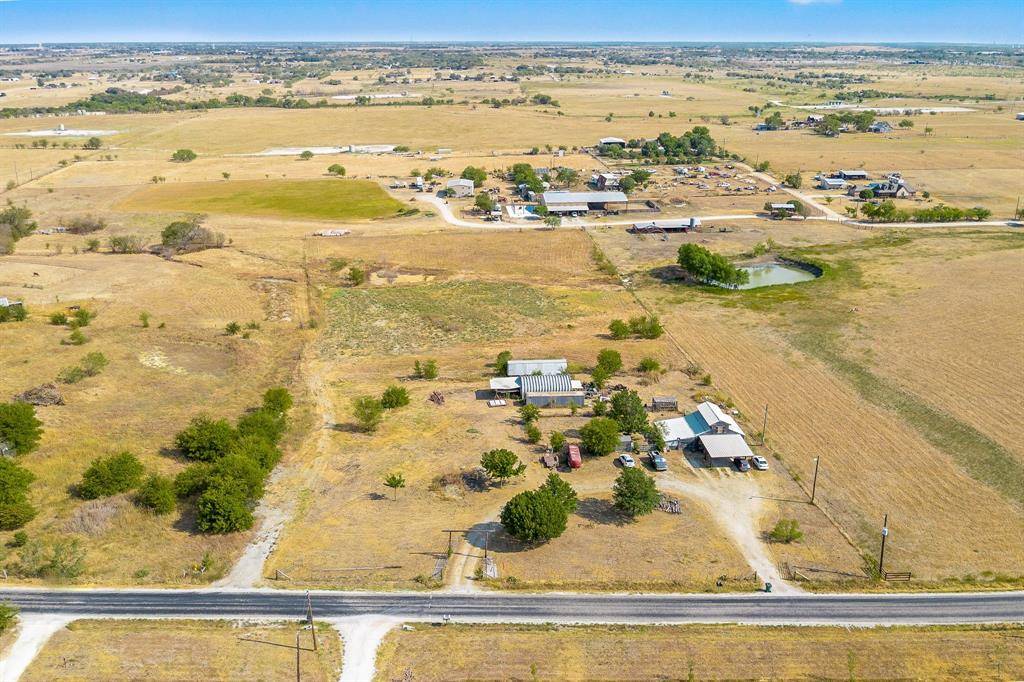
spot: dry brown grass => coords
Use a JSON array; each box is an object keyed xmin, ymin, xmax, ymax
[
  {"xmin": 375, "ymin": 622, "xmax": 1024, "ymax": 681},
  {"xmin": 22, "ymin": 619, "xmax": 341, "ymax": 682}
]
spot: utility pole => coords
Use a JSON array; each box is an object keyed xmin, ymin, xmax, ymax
[
  {"xmin": 761, "ymin": 404, "xmax": 768, "ymax": 446},
  {"xmin": 878, "ymin": 513, "xmax": 889, "ymax": 577},
  {"xmin": 305, "ymin": 591, "xmax": 317, "ymax": 651},
  {"xmin": 810, "ymin": 457, "xmax": 820, "ymax": 504},
  {"xmin": 295, "ymin": 630, "xmax": 301, "ymax": 682}
]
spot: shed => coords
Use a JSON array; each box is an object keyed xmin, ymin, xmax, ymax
[
  {"xmin": 489, "ymin": 377, "xmax": 520, "ymax": 397},
  {"xmin": 541, "ymin": 190, "xmax": 627, "ymax": 214},
  {"xmin": 446, "ymin": 178, "xmax": 475, "ymax": 198},
  {"xmin": 629, "ymin": 218, "xmax": 699, "ymax": 233},
  {"xmin": 617, "ymin": 434, "xmax": 634, "ymax": 452},
  {"xmin": 520, "ymin": 373, "xmax": 584, "ymax": 407},
  {"xmin": 818, "ymin": 177, "xmax": 846, "ymax": 190},
  {"xmin": 837, "ymin": 170, "xmax": 869, "ymax": 180},
  {"xmin": 507, "ymin": 358, "xmax": 567, "ymax": 376},
  {"xmin": 599, "ymin": 137, "xmax": 626, "ymax": 147},
  {"xmin": 651, "ymin": 396, "xmax": 678, "ymax": 411}
]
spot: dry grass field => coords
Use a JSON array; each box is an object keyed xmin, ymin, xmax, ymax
[
  {"xmin": 21, "ymin": 619, "xmax": 341, "ymax": 681},
  {"xmin": 375, "ymin": 622, "xmax": 1024, "ymax": 681}
]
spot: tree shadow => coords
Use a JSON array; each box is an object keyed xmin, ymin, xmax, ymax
[
  {"xmin": 575, "ymin": 497, "xmax": 629, "ymax": 527},
  {"xmin": 649, "ymin": 264, "xmax": 688, "ymax": 284},
  {"xmin": 172, "ymin": 504, "xmax": 200, "ymax": 534},
  {"xmin": 465, "ymin": 521, "xmax": 534, "ymax": 555},
  {"xmin": 366, "ymin": 492, "xmax": 388, "ymax": 501}
]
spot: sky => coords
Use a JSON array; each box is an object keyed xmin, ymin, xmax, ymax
[{"xmin": 0, "ymin": 0, "xmax": 1022, "ymax": 45}]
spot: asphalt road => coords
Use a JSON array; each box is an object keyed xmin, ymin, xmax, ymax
[{"xmin": 1, "ymin": 589, "xmax": 1021, "ymax": 625}]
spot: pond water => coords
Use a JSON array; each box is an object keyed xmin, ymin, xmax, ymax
[{"xmin": 734, "ymin": 263, "xmax": 818, "ymax": 289}]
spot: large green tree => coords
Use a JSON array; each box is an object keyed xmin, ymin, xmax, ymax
[
  {"xmin": 481, "ymin": 448, "xmax": 526, "ymax": 485},
  {"xmin": 579, "ymin": 417, "xmax": 621, "ymax": 456},
  {"xmin": 609, "ymin": 390, "xmax": 648, "ymax": 434},
  {"xmin": 174, "ymin": 415, "xmax": 237, "ymax": 462},
  {"xmin": 0, "ymin": 403, "xmax": 43, "ymax": 455},
  {"xmin": 612, "ymin": 467, "xmax": 659, "ymax": 518},
  {"xmin": 499, "ymin": 488, "xmax": 568, "ymax": 544},
  {"xmin": 677, "ymin": 243, "xmax": 749, "ymax": 287}
]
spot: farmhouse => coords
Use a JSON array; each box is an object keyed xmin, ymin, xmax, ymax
[
  {"xmin": 857, "ymin": 176, "xmax": 916, "ymax": 199},
  {"xmin": 767, "ymin": 202, "xmax": 797, "ymax": 218},
  {"xmin": 541, "ymin": 190, "xmax": 627, "ymax": 215},
  {"xmin": 654, "ymin": 401, "xmax": 754, "ymax": 466},
  {"xmin": 651, "ymin": 396, "xmax": 678, "ymax": 411},
  {"xmin": 446, "ymin": 178, "xmax": 475, "ymax": 198}
]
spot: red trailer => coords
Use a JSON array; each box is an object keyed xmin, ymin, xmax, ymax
[{"xmin": 567, "ymin": 444, "xmax": 582, "ymax": 469}]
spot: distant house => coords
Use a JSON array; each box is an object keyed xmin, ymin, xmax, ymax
[
  {"xmin": 837, "ymin": 169, "xmax": 869, "ymax": 181},
  {"xmin": 767, "ymin": 202, "xmax": 796, "ymax": 218},
  {"xmin": 818, "ymin": 177, "xmax": 847, "ymax": 190},
  {"xmin": 654, "ymin": 401, "xmax": 754, "ymax": 466},
  {"xmin": 598, "ymin": 137, "xmax": 626, "ymax": 148},
  {"xmin": 867, "ymin": 178, "xmax": 916, "ymax": 199},
  {"xmin": 594, "ymin": 173, "xmax": 620, "ymax": 190},
  {"xmin": 541, "ymin": 190, "xmax": 627, "ymax": 215},
  {"xmin": 446, "ymin": 178, "xmax": 475, "ymax": 198},
  {"xmin": 869, "ymin": 121, "xmax": 893, "ymax": 134}
]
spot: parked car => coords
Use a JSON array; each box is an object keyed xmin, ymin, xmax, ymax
[
  {"xmin": 733, "ymin": 457, "xmax": 751, "ymax": 472},
  {"xmin": 617, "ymin": 454, "xmax": 636, "ymax": 468},
  {"xmin": 649, "ymin": 451, "xmax": 668, "ymax": 472},
  {"xmin": 752, "ymin": 456, "xmax": 769, "ymax": 471},
  {"xmin": 567, "ymin": 445, "xmax": 582, "ymax": 469}
]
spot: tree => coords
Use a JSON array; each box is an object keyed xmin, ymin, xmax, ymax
[
  {"xmin": 222, "ymin": 171, "xmax": 231, "ymax": 180},
  {"xmin": 580, "ymin": 417, "xmax": 621, "ymax": 456},
  {"xmin": 620, "ymin": 176, "xmax": 637, "ymax": 193},
  {"xmin": 174, "ymin": 463, "xmax": 213, "ymax": 498},
  {"xmin": 352, "ymin": 396, "xmax": 384, "ymax": 433},
  {"xmin": 783, "ymin": 172, "xmax": 802, "ymax": 189},
  {"xmin": 381, "ymin": 385, "xmax": 410, "ymax": 409},
  {"xmin": 135, "ymin": 474, "xmax": 176, "ymax": 514},
  {"xmin": 262, "ymin": 387, "xmax": 293, "ymax": 415},
  {"xmin": 327, "ymin": 164, "xmax": 346, "ymax": 176},
  {"xmin": 590, "ymin": 366, "xmax": 610, "ymax": 389},
  {"xmin": 609, "ymin": 390, "xmax": 648, "ymax": 434},
  {"xmin": 0, "ymin": 403, "xmax": 43, "ymax": 455},
  {"xmin": 384, "ymin": 472, "xmax": 406, "ymax": 500},
  {"xmin": 210, "ymin": 452, "xmax": 266, "ymax": 499},
  {"xmin": 628, "ymin": 315, "xmax": 664, "ymax": 339},
  {"xmin": 170, "ymin": 148, "xmax": 197, "ymax": 162},
  {"xmin": 555, "ymin": 167, "xmax": 578, "ymax": 187},
  {"xmin": 481, "ymin": 448, "xmax": 526, "ymax": 485},
  {"xmin": 677, "ymin": 243, "xmax": 749, "ymax": 287},
  {"xmin": 612, "ymin": 467, "xmax": 659, "ymax": 518},
  {"xmin": 174, "ymin": 415, "xmax": 237, "ymax": 462},
  {"xmin": 195, "ymin": 478, "xmax": 253, "ymax": 533},
  {"xmin": 763, "ymin": 110, "xmax": 784, "ymax": 131},
  {"xmin": 460, "ymin": 166, "xmax": 487, "ymax": 187},
  {"xmin": 539, "ymin": 472, "xmax": 577, "ymax": 514},
  {"xmin": 608, "ymin": 319, "xmax": 630, "ymax": 339},
  {"xmin": 768, "ymin": 518, "xmax": 804, "ymax": 543},
  {"xmin": 83, "ymin": 137, "xmax": 102, "ymax": 150},
  {"xmin": 898, "ymin": 119, "xmax": 914, "ymax": 128},
  {"xmin": 525, "ymin": 423, "xmax": 542, "ymax": 444},
  {"xmin": 237, "ymin": 408, "xmax": 285, "ymax": 445},
  {"xmin": 0, "ymin": 458, "xmax": 36, "ymax": 530},
  {"xmin": 347, "ymin": 267, "xmax": 367, "ymax": 286},
  {"xmin": 299, "ymin": 150, "xmax": 314, "ymax": 160},
  {"xmin": 859, "ymin": 188, "xmax": 875, "ymax": 200},
  {"xmin": 474, "ymin": 192, "xmax": 495, "ymax": 212},
  {"xmin": 413, "ymin": 359, "xmax": 438, "ymax": 380},
  {"xmin": 549, "ymin": 431, "xmax": 566, "ymax": 453},
  {"xmin": 499, "ymin": 488, "xmax": 568, "ymax": 544},
  {"xmin": 495, "ymin": 350, "xmax": 512, "ymax": 376},
  {"xmin": 231, "ymin": 434, "xmax": 282, "ymax": 471},
  {"xmin": 596, "ymin": 349, "xmax": 622, "ymax": 375},
  {"xmin": 519, "ymin": 404, "xmax": 540, "ymax": 424},
  {"xmin": 544, "ymin": 214, "xmax": 561, "ymax": 228},
  {"xmin": 78, "ymin": 451, "xmax": 144, "ymax": 499}
]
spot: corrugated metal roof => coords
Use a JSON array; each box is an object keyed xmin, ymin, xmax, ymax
[
  {"xmin": 698, "ymin": 433, "xmax": 754, "ymax": 460},
  {"xmin": 697, "ymin": 401, "xmax": 744, "ymax": 436},
  {"xmin": 542, "ymin": 191, "xmax": 627, "ymax": 205},
  {"xmin": 447, "ymin": 178, "xmax": 474, "ymax": 187},
  {"xmin": 520, "ymin": 373, "xmax": 573, "ymax": 395},
  {"xmin": 507, "ymin": 359, "xmax": 567, "ymax": 376}
]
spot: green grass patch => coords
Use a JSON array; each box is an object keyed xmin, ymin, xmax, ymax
[
  {"xmin": 323, "ymin": 280, "xmax": 569, "ymax": 355},
  {"xmin": 119, "ymin": 179, "xmax": 406, "ymax": 221}
]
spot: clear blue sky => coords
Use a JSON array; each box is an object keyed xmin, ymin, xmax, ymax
[{"xmin": 1, "ymin": 0, "xmax": 1021, "ymax": 45}]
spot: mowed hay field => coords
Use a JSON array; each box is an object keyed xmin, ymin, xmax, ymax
[
  {"xmin": 375, "ymin": 623, "xmax": 1024, "ymax": 681},
  {"xmin": 21, "ymin": 620, "xmax": 341, "ymax": 681},
  {"xmin": 625, "ymin": 230, "xmax": 1024, "ymax": 582},
  {"xmin": 116, "ymin": 178, "xmax": 406, "ymax": 221}
]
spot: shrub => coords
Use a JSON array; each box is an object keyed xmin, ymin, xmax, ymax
[
  {"xmin": 195, "ymin": 479, "xmax": 253, "ymax": 533},
  {"xmin": 78, "ymin": 451, "xmax": 144, "ymax": 499},
  {"xmin": 135, "ymin": 474, "xmax": 176, "ymax": 514},
  {"xmin": 49, "ymin": 312, "xmax": 68, "ymax": 325},
  {"xmin": 299, "ymin": 150, "xmax": 314, "ymax": 160},
  {"xmin": 60, "ymin": 215, "xmax": 106, "ymax": 234},
  {"xmin": 174, "ymin": 415, "xmax": 237, "ymax": 462},
  {"xmin": 108, "ymin": 234, "xmax": 147, "ymax": 253},
  {"xmin": 64, "ymin": 328, "xmax": 88, "ymax": 345},
  {"xmin": 590, "ymin": 366, "xmax": 610, "ymax": 389},
  {"xmin": 348, "ymin": 267, "xmax": 367, "ymax": 286},
  {"xmin": 480, "ymin": 448, "xmax": 526, "ymax": 484},
  {"xmin": 352, "ymin": 396, "xmax": 384, "ymax": 432},
  {"xmin": 638, "ymin": 357, "xmax": 661, "ymax": 373},
  {"xmin": 0, "ymin": 458, "xmax": 36, "ymax": 530},
  {"xmin": 495, "ymin": 350, "xmax": 512, "ymax": 375},
  {"xmin": 579, "ymin": 417, "xmax": 621, "ymax": 456},
  {"xmin": 518, "ymin": 404, "xmax": 540, "ymax": 424},
  {"xmin": 381, "ymin": 385, "xmax": 410, "ymax": 409},
  {"xmin": 383, "ymin": 472, "xmax": 406, "ymax": 500},
  {"xmin": 608, "ymin": 319, "xmax": 630, "ymax": 339},
  {"xmin": 327, "ymin": 164, "xmax": 346, "ymax": 176},
  {"xmin": 262, "ymin": 387, "xmax": 293, "ymax": 414},
  {"xmin": 230, "ymin": 434, "xmax": 282, "ymax": 471},
  {"xmin": 628, "ymin": 315, "xmax": 664, "ymax": 339},
  {"xmin": 237, "ymin": 408, "xmax": 285, "ymax": 445},
  {"xmin": 174, "ymin": 463, "xmax": 213, "ymax": 498},
  {"xmin": 71, "ymin": 308, "xmax": 94, "ymax": 327},
  {"xmin": 499, "ymin": 488, "xmax": 568, "ymax": 544},
  {"xmin": 225, "ymin": 321, "xmax": 241, "ymax": 335},
  {"xmin": 9, "ymin": 531, "xmax": 28, "ymax": 548},
  {"xmin": 768, "ymin": 518, "xmax": 804, "ymax": 543},
  {"xmin": 612, "ymin": 467, "xmax": 659, "ymax": 518},
  {"xmin": 210, "ymin": 453, "xmax": 266, "ymax": 499},
  {"xmin": 0, "ymin": 402, "xmax": 43, "ymax": 455},
  {"xmin": 413, "ymin": 359, "xmax": 439, "ymax": 379},
  {"xmin": 548, "ymin": 431, "xmax": 566, "ymax": 453},
  {"xmin": 596, "ymin": 349, "xmax": 623, "ymax": 375},
  {"xmin": 524, "ymin": 423, "xmax": 542, "ymax": 444}
]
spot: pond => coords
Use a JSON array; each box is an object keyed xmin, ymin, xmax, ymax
[{"xmin": 733, "ymin": 263, "xmax": 818, "ymax": 289}]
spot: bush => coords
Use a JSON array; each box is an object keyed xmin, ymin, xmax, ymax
[
  {"xmin": 225, "ymin": 321, "xmax": 241, "ymax": 335},
  {"xmin": 135, "ymin": 474, "xmax": 176, "ymax": 514},
  {"xmin": 236, "ymin": 408, "xmax": 285, "ymax": 445},
  {"xmin": 230, "ymin": 434, "xmax": 282, "ymax": 471},
  {"xmin": 381, "ymin": 385, "xmax": 411, "ymax": 409},
  {"xmin": 195, "ymin": 479, "xmax": 253, "ymax": 533},
  {"xmin": 71, "ymin": 308, "xmax": 94, "ymax": 327},
  {"xmin": 638, "ymin": 357, "xmax": 661, "ymax": 373},
  {"xmin": 524, "ymin": 423, "xmax": 542, "ymax": 444},
  {"xmin": 579, "ymin": 417, "xmax": 621, "ymax": 456},
  {"xmin": 170, "ymin": 148, "xmax": 197, "ymax": 162},
  {"xmin": 352, "ymin": 396, "xmax": 384, "ymax": 432},
  {"xmin": 49, "ymin": 312, "xmax": 68, "ymax": 325},
  {"xmin": 0, "ymin": 458, "xmax": 36, "ymax": 530},
  {"xmin": 108, "ymin": 234, "xmax": 147, "ymax": 253},
  {"xmin": 518, "ymin": 404, "xmax": 540, "ymax": 424},
  {"xmin": 348, "ymin": 267, "xmax": 367, "ymax": 286},
  {"xmin": 174, "ymin": 415, "xmax": 237, "ymax": 462},
  {"xmin": 549, "ymin": 431, "xmax": 566, "ymax": 453},
  {"xmin": 596, "ymin": 349, "xmax": 622, "ymax": 375},
  {"xmin": 78, "ymin": 451, "xmax": 144, "ymax": 499},
  {"xmin": 210, "ymin": 453, "xmax": 266, "ymax": 499},
  {"xmin": 174, "ymin": 463, "xmax": 213, "ymax": 498},
  {"xmin": 64, "ymin": 328, "xmax": 88, "ymax": 346},
  {"xmin": 480, "ymin": 448, "xmax": 526, "ymax": 484},
  {"xmin": 768, "ymin": 518, "xmax": 804, "ymax": 543},
  {"xmin": 9, "ymin": 531, "xmax": 28, "ymax": 548},
  {"xmin": 60, "ymin": 215, "xmax": 106, "ymax": 234},
  {"xmin": 628, "ymin": 315, "xmax": 664, "ymax": 339},
  {"xmin": 608, "ymin": 319, "xmax": 630, "ymax": 339},
  {"xmin": 612, "ymin": 467, "xmax": 659, "ymax": 518},
  {"xmin": 499, "ymin": 488, "xmax": 568, "ymax": 544},
  {"xmin": 0, "ymin": 402, "xmax": 43, "ymax": 455},
  {"xmin": 327, "ymin": 164, "xmax": 346, "ymax": 176},
  {"xmin": 495, "ymin": 350, "xmax": 512, "ymax": 376},
  {"xmin": 413, "ymin": 359, "xmax": 438, "ymax": 379},
  {"xmin": 262, "ymin": 387, "xmax": 293, "ymax": 414},
  {"xmin": 590, "ymin": 366, "xmax": 610, "ymax": 389}
]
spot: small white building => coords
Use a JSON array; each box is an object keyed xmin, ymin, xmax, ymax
[
  {"xmin": 598, "ymin": 137, "xmax": 626, "ymax": 148},
  {"xmin": 506, "ymin": 358, "xmax": 567, "ymax": 376},
  {"xmin": 446, "ymin": 178, "xmax": 475, "ymax": 198},
  {"xmin": 818, "ymin": 177, "xmax": 847, "ymax": 190}
]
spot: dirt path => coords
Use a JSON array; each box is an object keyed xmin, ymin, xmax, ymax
[
  {"xmin": 0, "ymin": 615, "xmax": 75, "ymax": 682},
  {"xmin": 329, "ymin": 616, "xmax": 401, "ymax": 682}
]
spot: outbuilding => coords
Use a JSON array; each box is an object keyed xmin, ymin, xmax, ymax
[
  {"xmin": 446, "ymin": 178, "xmax": 475, "ymax": 198},
  {"xmin": 599, "ymin": 137, "xmax": 626, "ymax": 148},
  {"xmin": 519, "ymin": 373, "xmax": 584, "ymax": 407},
  {"xmin": 507, "ymin": 358, "xmax": 567, "ymax": 376},
  {"xmin": 541, "ymin": 190, "xmax": 627, "ymax": 215},
  {"xmin": 837, "ymin": 169, "xmax": 869, "ymax": 181},
  {"xmin": 818, "ymin": 177, "xmax": 847, "ymax": 190},
  {"xmin": 651, "ymin": 396, "xmax": 678, "ymax": 411}
]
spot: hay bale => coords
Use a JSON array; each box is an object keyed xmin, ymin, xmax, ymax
[{"xmin": 14, "ymin": 383, "xmax": 65, "ymax": 406}]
